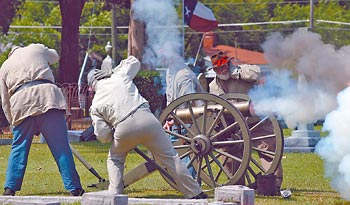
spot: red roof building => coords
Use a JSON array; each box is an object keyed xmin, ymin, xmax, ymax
[{"xmin": 202, "ymin": 32, "xmax": 268, "ymax": 65}]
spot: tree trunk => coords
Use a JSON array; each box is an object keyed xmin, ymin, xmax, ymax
[
  {"xmin": 127, "ymin": 0, "xmax": 146, "ymax": 69},
  {"xmin": 58, "ymin": 0, "xmax": 86, "ymax": 83}
]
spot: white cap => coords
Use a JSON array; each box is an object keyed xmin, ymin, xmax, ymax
[
  {"xmin": 105, "ymin": 41, "xmax": 112, "ymax": 54},
  {"xmin": 8, "ymin": 46, "xmax": 20, "ymax": 58}
]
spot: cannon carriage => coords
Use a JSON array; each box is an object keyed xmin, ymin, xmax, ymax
[{"xmin": 122, "ymin": 92, "xmax": 284, "ymax": 191}]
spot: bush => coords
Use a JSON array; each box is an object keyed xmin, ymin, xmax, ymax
[{"xmin": 133, "ymin": 70, "xmax": 166, "ymax": 118}]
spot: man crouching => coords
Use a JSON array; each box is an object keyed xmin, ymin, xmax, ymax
[{"xmin": 88, "ymin": 56, "xmax": 207, "ymax": 199}]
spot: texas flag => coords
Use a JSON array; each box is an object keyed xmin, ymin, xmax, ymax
[{"xmin": 184, "ymin": 0, "xmax": 218, "ymax": 32}]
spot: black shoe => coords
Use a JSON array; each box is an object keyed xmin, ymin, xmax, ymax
[
  {"xmin": 70, "ymin": 188, "xmax": 85, "ymax": 196},
  {"xmin": 3, "ymin": 187, "xmax": 15, "ymax": 196},
  {"xmin": 191, "ymin": 192, "xmax": 208, "ymax": 199}
]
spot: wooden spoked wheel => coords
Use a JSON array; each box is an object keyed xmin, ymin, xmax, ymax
[
  {"xmin": 221, "ymin": 93, "xmax": 284, "ymax": 188},
  {"xmin": 158, "ymin": 93, "xmax": 252, "ymax": 190}
]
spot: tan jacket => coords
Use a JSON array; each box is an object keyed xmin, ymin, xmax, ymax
[
  {"xmin": 209, "ymin": 64, "xmax": 261, "ymax": 95},
  {"xmin": 0, "ymin": 44, "xmax": 67, "ymax": 126},
  {"xmin": 166, "ymin": 67, "xmax": 205, "ymax": 105},
  {"xmin": 89, "ymin": 56, "xmax": 148, "ymax": 143}
]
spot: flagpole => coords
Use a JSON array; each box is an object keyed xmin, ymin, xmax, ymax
[
  {"xmin": 182, "ymin": 0, "xmax": 185, "ymax": 59},
  {"xmin": 193, "ymin": 33, "xmax": 205, "ymax": 66}
]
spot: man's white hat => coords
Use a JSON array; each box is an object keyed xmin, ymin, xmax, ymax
[{"xmin": 8, "ymin": 46, "xmax": 20, "ymax": 58}]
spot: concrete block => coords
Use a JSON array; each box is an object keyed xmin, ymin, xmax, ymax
[
  {"xmin": 81, "ymin": 191, "xmax": 128, "ymax": 205},
  {"xmin": 284, "ymin": 146, "xmax": 316, "ymax": 153},
  {"xmin": 285, "ymin": 135, "xmax": 320, "ymax": 147},
  {"xmin": 2, "ymin": 199, "xmax": 60, "ymax": 205},
  {"xmin": 0, "ymin": 196, "xmax": 81, "ymax": 204},
  {"xmin": 0, "ymin": 138, "xmax": 12, "ymax": 145},
  {"xmin": 209, "ymin": 201, "xmax": 238, "ymax": 205},
  {"xmin": 128, "ymin": 198, "xmax": 208, "ymax": 205},
  {"xmin": 214, "ymin": 185, "xmax": 254, "ymax": 205},
  {"xmin": 67, "ymin": 130, "xmax": 83, "ymax": 142}
]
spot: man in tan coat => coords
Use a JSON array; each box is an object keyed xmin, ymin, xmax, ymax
[
  {"xmin": 208, "ymin": 51, "xmax": 283, "ymax": 192},
  {"xmin": 0, "ymin": 43, "xmax": 84, "ymax": 196},
  {"xmin": 163, "ymin": 58, "xmax": 205, "ymax": 179}
]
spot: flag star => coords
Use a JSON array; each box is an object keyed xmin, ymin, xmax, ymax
[{"xmin": 185, "ymin": 6, "xmax": 191, "ymax": 17}]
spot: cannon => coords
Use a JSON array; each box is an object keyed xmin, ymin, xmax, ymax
[{"xmin": 121, "ymin": 93, "xmax": 284, "ymax": 191}]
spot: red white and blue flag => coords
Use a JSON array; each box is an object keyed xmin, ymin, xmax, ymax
[{"xmin": 184, "ymin": 0, "xmax": 218, "ymax": 32}]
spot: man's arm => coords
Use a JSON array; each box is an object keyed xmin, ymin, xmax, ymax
[
  {"xmin": 0, "ymin": 105, "xmax": 9, "ymax": 129},
  {"xmin": 40, "ymin": 43, "xmax": 59, "ymax": 65},
  {"xmin": 230, "ymin": 64, "xmax": 261, "ymax": 82},
  {"xmin": 90, "ymin": 109, "xmax": 113, "ymax": 143},
  {"xmin": 0, "ymin": 78, "xmax": 10, "ymax": 129}
]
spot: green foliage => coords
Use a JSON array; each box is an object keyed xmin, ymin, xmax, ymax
[
  {"xmin": 10, "ymin": 1, "xmax": 61, "ymax": 48},
  {"xmin": 0, "ymin": 1, "xmax": 130, "ymax": 67},
  {"xmin": 133, "ymin": 70, "xmax": 165, "ymax": 116},
  {"xmin": 79, "ymin": 2, "xmax": 130, "ymax": 63},
  {"xmin": 2, "ymin": 1, "xmax": 350, "ymax": 69}
]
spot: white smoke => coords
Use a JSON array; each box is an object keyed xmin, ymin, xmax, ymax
[
  {"xmin": 315, "ymin": 87, "xmax": 350, "ymax": 200},
  {"xmin": 132, "ymin": 0, "xmax": 185, "ymax": 70},
  {"xmin": 249, "ymin": 28, "xmax": 350, "ymax": 200},
  {"xmin": 249, "ymin": 29, "xmax": 350, "ymax": 128}
]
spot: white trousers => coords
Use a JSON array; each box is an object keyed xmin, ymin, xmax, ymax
[{"xmin": 107, "ymin": 108, "xmax": 202, "ymax": 198}]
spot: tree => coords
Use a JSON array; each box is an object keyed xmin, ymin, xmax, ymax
[
  {"xmin": 270, "ymin": 1, "xmax": 350, "ymax": 48},
  {"xmin": 127, "ymin": 0, "xmax": 145, "ymax": 66},
  {"xmin": 58, "ymin": 0, "xmax": 86, "ymax": 83},
  {"xmin": 0, "ymin": 0, "xmax": 23, "ymax": 34}
]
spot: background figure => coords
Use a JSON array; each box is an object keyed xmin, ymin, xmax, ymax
[
  {"xmin": 101, "ymin": 41, "xmax": 113, "ymax": 73},
  {"xmin": 208, "ymin": 51, "xmax": 283, "ymax": 191},
  {"xmin": 0, "ymin": 43, "xmax": 84, "ymax": 196},
  {"xmin": 163, "ymin": 59, "xmax": 205, "ymax": 179},
  {"xmin": 78, "ymin": 51, "xmax": 103, "ymax": 112},
  {"xmin": 165, "ymin": 62, "xmax": 205, "ymax": 105},
  {"xmin": 88, "ymin": 56, "xmax": 207, "ymax": 199}
]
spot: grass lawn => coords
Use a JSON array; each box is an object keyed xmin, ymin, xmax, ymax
[{"xmin": 0, "ymin": 140, "xmax": 349, "ymax": 205}]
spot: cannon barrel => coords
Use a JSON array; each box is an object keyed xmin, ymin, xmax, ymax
[{"xmin": 174, "ymin": 100, "xmax": 252, "ymax": 123}]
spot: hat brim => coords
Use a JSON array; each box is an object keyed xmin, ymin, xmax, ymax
[
  {"xmin": 208, "ymin": 58, "xmax": 233, "ymax": 71},
  {"xmin": 207, "ymin": 65, "xmax": 220, "ymax": 71}
]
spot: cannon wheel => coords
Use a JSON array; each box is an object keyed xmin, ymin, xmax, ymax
[
  {"xmin": 221, "ymin": 93, "xmax": 284, "ymax": 188},
  {"xmin": 158, "ymin": 93, "xmax": 252, "ymax": 190}
]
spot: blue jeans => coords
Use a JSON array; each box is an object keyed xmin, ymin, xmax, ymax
[{"xmin": 4, "ymin": 109, "xmax": 82, "ymax": 192}]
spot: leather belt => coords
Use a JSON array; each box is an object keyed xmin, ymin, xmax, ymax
[
  {"xmin": 14, "ymin": 79, "xmax": 54, "ymax": 94},
  {"xmin": 117, "ymin": 103, "xmax": 150, "ymax": 125}
]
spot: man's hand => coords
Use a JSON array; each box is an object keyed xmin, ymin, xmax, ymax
[
  {"xmin": 163, "ymin": 119, "xmax": 174, "ymax": 130},
  {"xmin": 94, "ymin": 69, "xmax": 112, "ymax": 80},
  {"xmin": 230, "ymin": 65, "xmax": 241, "ymax": 79}
]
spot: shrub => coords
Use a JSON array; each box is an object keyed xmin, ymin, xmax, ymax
[{"xmin": 133, "ymin": 70, "xmax": 166, "ymax": 118}]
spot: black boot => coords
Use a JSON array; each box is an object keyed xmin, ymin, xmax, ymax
[
  {"xmin": 3, "ymin": 187, "xmax": 15, "ymax": 196},
  {"xmin": 70, "ymin": 188, "xmax": 85, "ymax": 196}
]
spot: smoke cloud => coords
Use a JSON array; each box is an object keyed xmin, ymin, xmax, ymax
[
  {"xmin": 315, "ymin": 87, "xmax": 350, "ymax": 200},
  {"xmin": 249, "ymin": 28, "xmax": 350, "ymax": 200},
  {"xmin": 249, "ymin": 29, "xmax": 350, "ymax": 128},
  {"xmin": 132, "ymin": 2, "xmax": 350, "ymax": 200},
  {"xmin": 132, "ymin": 0, "xmax": 185, "ymax": 70}
]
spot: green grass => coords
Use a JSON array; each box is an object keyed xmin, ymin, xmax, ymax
[{"xmin": 1, "ymin": 141, "xmax": 349, "ymax": 205}]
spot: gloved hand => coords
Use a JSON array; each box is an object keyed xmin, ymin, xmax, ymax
[
  {"xmin": 229, "ymin": 65, "xmax": 241, "ymax": 79},
  {"xmin": 94, "ymin": 69, "xmax": 112, "ymax": 80}
]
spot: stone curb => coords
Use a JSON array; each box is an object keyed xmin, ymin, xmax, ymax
[{"xmin": 0, "ymin": 185, "xmax": 254, "ymax": 205}]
